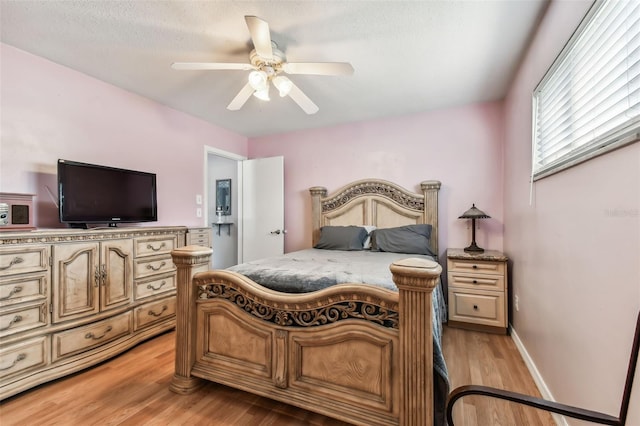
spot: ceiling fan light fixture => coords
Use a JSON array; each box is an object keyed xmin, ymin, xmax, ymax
[
  {"xmin": 173, "ymin": 15, "xmax": 353, "ymax": 113},
  {"xmin": 253, "ymin": 86, "xmax": 270, "ymax": 101},
  {"xmin": 248, "ymin": 70, "xmax": 268, "ymax": 90},
  {"xmin": 273, "ymin": 76, "xmax": 293, "ymax": 97}
]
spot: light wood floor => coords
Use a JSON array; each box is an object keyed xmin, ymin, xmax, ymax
[
  {"xmin": 0, "ymin": 326, "xmax": 555, "ymax": 425},
  {"xmin": 443, "ymin": 327, "xmax": 555, "ymax": 426}
]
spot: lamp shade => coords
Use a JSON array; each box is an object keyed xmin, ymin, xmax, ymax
[
  {"xmin": 273, "ymin": 76, "xmax": 293, "ymax": 97},
  {"xmin": 458, "ymin": 204, "xmax": 490, "ymax": 219},
  {"xmin": 248, "ymin": 70, "xmax": 268, "ymax": 90},
  {"xmin": 253, "ymin": 86, "xmax": 270, "ymax": 101}
]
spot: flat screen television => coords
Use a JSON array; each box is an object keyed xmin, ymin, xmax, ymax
[{"xmin": 58, "ymin": 159, "xmax": 157, "ymax": 228}]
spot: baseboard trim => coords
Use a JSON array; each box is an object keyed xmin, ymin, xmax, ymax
[{"xmin": 510, "ymin": 324, "xmax": 568, "ymax": 426}]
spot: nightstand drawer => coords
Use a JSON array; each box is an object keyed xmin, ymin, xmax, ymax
[
  {"xmin": 448, "ymin": 259, "xmax": 505, "ymax": 276},
  {"xmin": 448, "ymin": 288, "xmax": 506, "ymax": 328},
  {"xmin": 187, "ymin": 236, "xmax": 210, "ymax": 246},
  {"xmin": 448, "ymin": 272, "xmax": 505, "ymax": 291}
]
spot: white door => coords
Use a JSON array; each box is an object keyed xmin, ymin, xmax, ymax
[{"xmin": 240, "ymin": 156, "xmax": 284, "ymax": 263}]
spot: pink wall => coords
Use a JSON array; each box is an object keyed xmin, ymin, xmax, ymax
[
  {"xmin": 503, "ymin": 1, "xmax": 640, "ymax": 423},
  {"xmin": 0, "ymin": 43, "xmax": 248, "ymax": 228},
  {"xmin": 4, "ymin": 6, "xmax": 638, "ymax": 421},
  {"xmin": 249, "ymin": 102, "xmax": 505, "ymax": 257}
]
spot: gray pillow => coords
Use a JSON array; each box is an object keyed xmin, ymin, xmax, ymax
[
  {"xmin": 370, "ymin": 224, "xmax": 434, "ymax": 255},
  {"xmin": 314, "ymin": 226, "xmax": 368, "ymax": 251}
]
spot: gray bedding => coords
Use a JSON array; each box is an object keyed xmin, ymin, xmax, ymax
[
  {"xmin": 228, "ymin": 248, "xmax": 450, "ymax": 425},
  {"xmin": 229, "ymin": 248, "xmax": 431, "ymax": 291}
]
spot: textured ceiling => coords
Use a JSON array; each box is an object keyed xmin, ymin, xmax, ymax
[{"xmin": 0, "ymin": 0, "xmax": 547, "ymax": 137}]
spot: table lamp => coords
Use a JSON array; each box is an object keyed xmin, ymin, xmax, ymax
[{"xmin": 458, "ymin": 204, "xmax": 490, "ymax": 253}]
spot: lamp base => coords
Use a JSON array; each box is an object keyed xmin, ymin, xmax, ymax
[{"xmin": 464, "ymin": 242, "xmax": 485, "ymax": 253}]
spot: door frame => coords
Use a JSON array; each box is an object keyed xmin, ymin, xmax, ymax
[{"xmin": 203, "ymin": 145, "xmax": 246, "ymax": 262}]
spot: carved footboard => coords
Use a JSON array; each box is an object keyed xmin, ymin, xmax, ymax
[{"xmin": 170, "ymin": 246, "xmax": 441, "ymax": 426}]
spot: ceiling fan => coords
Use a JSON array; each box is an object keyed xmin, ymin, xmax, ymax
[{"xmin": 171, "ymin": 16, "xmax": 354, "ymax": 114}]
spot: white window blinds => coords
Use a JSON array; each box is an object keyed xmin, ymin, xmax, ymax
[{"xmin": 532, "ymin": 0, "xmax": 640, "ymax": 180}]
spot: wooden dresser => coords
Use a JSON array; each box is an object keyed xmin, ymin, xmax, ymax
[
  {"xmin": 0, "ymin": 226, "xmax": 186, "ymax": 400},
  {"xmin": 447, "ymin": 248, "xmax": 509, "ymax": 334}
]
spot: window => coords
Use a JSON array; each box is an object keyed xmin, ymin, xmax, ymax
[{"xmin": 532, "ymin": 0, "xmax": 640, "ymax": 180}]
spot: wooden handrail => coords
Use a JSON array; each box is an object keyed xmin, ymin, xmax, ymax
[{"xmin": 446, "ymin": 312, "xmax": 640, "ymax": 426}]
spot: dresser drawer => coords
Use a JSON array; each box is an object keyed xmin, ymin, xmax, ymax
[
  {"xmin": 188, "ymin": 231, "xmax": 209, "ymax": 238},
  {"xmin": 52, "ymin": 311, "xmax": 132, "ymax": 361},
  {"xmin": 447, "ymin": 259, "xmax": 505, "ymax": 276},
  {"xmin": 134, "ymin": 297, "xmax": 176, "ymax": 330},
  {"xmin": 0, "ymin": 336, "xmax": 49, "ymax": 380},
  {"xmin": 0, "ymin": 273, "xmax": 47, "ymax": 307},
  {"xmin": 134, "ymin": 273, "xmax": 176, "ymax": 300},
  {"xmin": 448, "ymin": 271, "xmax": 505, "ymax": 292},
  {"xmin": 134, "ymin": 236, "xmax": 177, "ymax": 258},
  {"xmin": 134, "ymin": 254, "xmax": 176, "ymax": 279},
  {"xmin": 0, "ymin": 246, "xmax": 49, "ymax": 277},
  {"xmin": 448, "ymin": 288, "xmax": 506, "ymax": 328},
  {"xmin": 0, "ymin": 302, "xmax": 48, "ymax": 338},
  {"xmin": 186, "ymin": 235, "xmax": 210, "ymax": 246}
]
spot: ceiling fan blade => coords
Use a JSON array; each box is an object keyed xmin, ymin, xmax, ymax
[
  {"xmin": 287, "ymin": 81, "xmax": 319, "ymax": 115},
  {"xmin": 245, "ymin": 16, "xmax": 273, "ymax": 59},
  {"xmin": 227, "ymin": 82, "xmax": 255, "ymax": 111},
  {"xmin": 172, "ymin": 62, "xmax": 255, "ymax": 71},
  {"xmin": 283, "ymin": 62, "xmax": 354, "ymax": 76}
]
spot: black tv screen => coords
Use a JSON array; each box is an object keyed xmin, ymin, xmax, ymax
[{"xmin": 58, "ymin": 159, "xmax": 157, "ymax": 227}]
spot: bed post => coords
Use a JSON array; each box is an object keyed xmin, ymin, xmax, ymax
[
  {"xmin": 391, "ymin": 257, "xmax": 442, "ymax": 426},
  {"xmin": 309, "ymin": 186, "xmax": 328, "ymax": 247},
  {"xmin": 169, "ymin": 245, "xmax": 213, "ymax": 394},
  {"xmin": 421, "ymin": 180, "xmax": 441, "ymax": 258}
]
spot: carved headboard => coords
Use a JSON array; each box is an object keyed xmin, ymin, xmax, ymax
[{"xmin": 309, "ymin": 179, "xmax": 441, "ymax": 256}]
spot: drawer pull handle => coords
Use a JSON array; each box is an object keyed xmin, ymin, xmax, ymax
[
  {"xmin": 85, "ymin": 326, "xmax": 113, "ymax": 340},
  {"xmin": 148, "ymin": 305, "xmax": 168, "ymax": 317},
  {"xmin": 472, "ymin": 280, "xmax": 478, "ymax": 284},
  {"xmin": 0, "ymin": 353, "xmax": 26, "ymax": 371},
  {"xmin": 0, "ymin": 257, "xmax": 24, "ymax": 271},
  {"xmin": 147, "ymin": 243, "xmax": 166, "ymax": 252},
  {"xmin": 146, "ymin": 261, "xmax": 166, "ymax": 272},
  {"xmin": 1, "ymin": 315, "xmax": 23, "ymax": 331},
  {"xmin": 472, "ymin": 265, "xmax": 478, "ymax": 269},
  {"xmin": 146, "ymin": 281, "xmax": 167, "ymax": 291},
  {"xmin": 473, "ymin": 305, "xmax": 479, "ymax": 310},
  {"xmin": 0, "ymin": 286, "xmax": 23, "ymax": 300}
]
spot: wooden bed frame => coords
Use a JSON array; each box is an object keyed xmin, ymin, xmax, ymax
[{"xmin": 170, "ymin": 179, "xmax": 442, "ymax": 426}]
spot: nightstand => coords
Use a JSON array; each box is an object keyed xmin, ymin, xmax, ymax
[
  {"xmin": 186, "ymin": 227, "xmax": 212, "ymax": 247},
  {"xmin": 447, "ymin": 248, "xmax": 508, "ymax": 334}
]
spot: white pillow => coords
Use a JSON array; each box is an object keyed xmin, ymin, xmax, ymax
[{"xmin": 363, "ymin": 225, "xmax": 376, "ymax": 249}]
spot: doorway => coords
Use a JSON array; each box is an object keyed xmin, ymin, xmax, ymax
[
  {"xmin": 204, "ymin": 146, "xmax": 285, "ymax": 268},
  {"xmin": 204, "ymin": 146, "xmax": 244, "ymax": 269}
]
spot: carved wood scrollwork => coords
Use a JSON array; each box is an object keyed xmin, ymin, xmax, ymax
[
  {"xmin": 321, "ymin": 182, "xmax": 424, "ymax": 213},
  {"xmin": 196, "ymin": 280, "xmax": 399, "ymax": 329}
]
